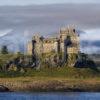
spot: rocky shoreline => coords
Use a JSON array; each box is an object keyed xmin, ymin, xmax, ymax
[
  {"xmin": 0, "ymin": 85, "xmax": 9, "ymax": 92},
  {"xmin": 0, "ymin": 77, "xmax": 100, "ymax": 92}
]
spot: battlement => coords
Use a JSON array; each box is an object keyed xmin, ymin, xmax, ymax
[
  {"xmin": 43, "ymin": 38, "xmax": 58, "ymax": 43},
  {"xmin": 60, "ymin": 25, "xmax": 76, "ymax": 34}
]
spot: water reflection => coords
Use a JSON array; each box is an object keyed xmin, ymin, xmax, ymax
[{"xmin": 0, "ymin": 92, "xmax": 100, "ymax": 100}]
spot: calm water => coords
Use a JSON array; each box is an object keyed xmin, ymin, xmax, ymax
[{"xmin": 0, "ymin": 92, "xmax": 100, "ymax": 100}]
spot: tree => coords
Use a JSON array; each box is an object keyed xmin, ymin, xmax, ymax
[{"xmin": 1, "ymin": 45, "xmax": 8, "ymax": 54}]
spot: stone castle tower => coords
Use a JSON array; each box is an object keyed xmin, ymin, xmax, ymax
[{"xmin": 27, "ymin": 26, "xmax": 80, "ymax": 67}]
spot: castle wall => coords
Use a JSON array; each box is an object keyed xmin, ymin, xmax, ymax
[
  {"xmin": 27, "ymin": 26, "xmax": 80, "ymax": 56},
  {"xmin": 34, "ymin": 41, "xmax": 43, "ymax": 56},
  {"xmin": 42, "ymin": 42, "xmax": 58, "ymax": 53},
  {"xmin": 59, "ymin": 27, "xmax": 79, "ymax": 54},
  {"xmin": 60, "ymin": 42, "xmax": 64, "ymax": 52},
  {"xmin": 42, "ymin": 43, "xmax": 54, "ymax": 53},
  {"xmin": 27, "ymin": 41, "xmax": 33, "ymax": 55},
  {"xmin": 67, "ymin": 47, "xmax": 79, "ymax": 54}
]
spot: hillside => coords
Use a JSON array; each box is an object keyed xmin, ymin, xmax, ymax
[{"xmin": 0, "ymin": 67, "xmax": 100, "ymax": 92}]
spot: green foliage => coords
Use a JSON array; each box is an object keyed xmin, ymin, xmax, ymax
[
  {"xmin": 0, "ymin": 66, "xmax": 99, "ymax": 78},
  {"xmin": 0, "ymin": 54, "xmax": 18, "ymax": 70},
  {"xmin": 0, "ymin": 53, "xmax": 99, "ymax": 78},
  {"xmin": 8, "ymin": 65, "xmax": 18, "ymax": 72},
  {"xmin": 16, "ymin": 52, "xmax": 24, "ymax": 57}
]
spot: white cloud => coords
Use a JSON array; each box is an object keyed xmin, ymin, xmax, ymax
[
  {"xmin": 0, "ymin": 29, "xmax": 13, "ymax": 37},
  {"xmin": 80, "ymin": 29, "xmax": 100, "ymax": 54},
  {"xmin": 81, "ymin": 46, "xmax": 100, "ymax": 54},
  {"xmin": 80, "ymin": 29, "xmax": 100, "ymax": 41}
]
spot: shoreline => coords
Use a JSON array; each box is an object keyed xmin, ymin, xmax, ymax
[{"xmin": 0, "ymin": 77, "xmax": 100, "ymax": 92}]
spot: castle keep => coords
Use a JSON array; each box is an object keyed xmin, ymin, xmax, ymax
[{"xmin": 27, "ymin": 26, "xmax": 80, "ymax": 67}]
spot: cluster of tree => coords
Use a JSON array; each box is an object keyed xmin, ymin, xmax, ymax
[
  {"xmin": 74, "ymin": 53, "xmax": 97, "ymax": 70},
  {"xmin": 0, "ymin": 54, "xmax": 35, "ymax": 72},
  {"xmin": 0, "ymin": 45, "xmax": 8, "ymax": 54}
]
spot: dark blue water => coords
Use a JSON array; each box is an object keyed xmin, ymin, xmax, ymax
[{"xmin": 0, "ymin": 92, "xmax": 100, "ymax": 100}]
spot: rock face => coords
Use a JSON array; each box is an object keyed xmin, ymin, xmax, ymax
[{"xmin": 0, "ymin": 85, "xmax": 9, "ymax": 92}]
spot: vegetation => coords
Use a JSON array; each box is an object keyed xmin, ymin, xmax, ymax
[
  {"xmin": 0, "ymin": 52, "xmax": 99, "ymax": 79},
  {"xmin": 0, "ymin": 53, "xmax": 99, "ymax": 92},
  {"xmin": 0, "ymin": 66, "xmax": 99, "ymax": 78},
  {"xmin": 1, "ymin": 45, "xmax": 8, "ymax": 54},
  {"xmin": 0, "ymin": 54, "xmax": 16, "ymax": 68}
]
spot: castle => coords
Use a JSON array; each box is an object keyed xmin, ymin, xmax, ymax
[{"xmin": 27, "ymin": 26, "xmax": 80, "ymax": 67}]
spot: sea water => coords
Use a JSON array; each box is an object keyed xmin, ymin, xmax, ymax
[{"xmin": 0, "ymin": 92, "xmax": 99, "ymax": 100}]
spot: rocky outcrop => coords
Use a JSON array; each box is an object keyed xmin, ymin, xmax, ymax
[{"xmin": 0, "ymin": 85, "xmax": 9, "ymax": 92}]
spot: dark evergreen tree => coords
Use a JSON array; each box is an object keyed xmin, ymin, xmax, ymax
[{"xmin": 1, "ymin": 45, "xmax": 8, "ymax": 54}]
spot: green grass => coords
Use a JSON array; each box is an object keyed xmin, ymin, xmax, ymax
[
  {"xmin": 26, "ymin": 67, "xmax": 100, "ymax": 78},
  {"xmin": 0, "ymin": 67, "xmax": 99, "ymax": 79},
  {"xmin": 0, "ymin": 54, "xmax": 18, "ymax": 65}
]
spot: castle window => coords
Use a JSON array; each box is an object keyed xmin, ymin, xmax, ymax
[
  {"xmin": 73, "ymin": 29, "xmax": 75, "ymax": 33},
  {"xmin": 45, "ymin": 40, "xmax": 47, "ymax": 43}
]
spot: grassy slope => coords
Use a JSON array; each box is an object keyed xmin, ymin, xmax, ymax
[
  {"xmin": 0, "ymin": 67, "xmax": 99, "ymax": 79},
  {"xmin": 0, "ymin": 54, "xmax": 18, "ymax": 65},
  {"xmin": 0, "ymin": 54, "xmax": 99, "ymax": 79}
]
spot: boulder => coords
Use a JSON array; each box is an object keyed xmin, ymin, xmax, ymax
[{"xmin": 0, "ymin": 85, "xmax": 9, "ymax": 92}]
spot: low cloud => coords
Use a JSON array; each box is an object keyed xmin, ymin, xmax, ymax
[
  {"xmin": 80, "ymin": 29, "xmax": 100, "ymax": 41},
  {"xmin": 0, "ymin": 29, "xmax": 13, "ymax": 37},
  {"xmin": 0, "ymin": 4, "xmax": 100, "ymax": 53},
  {"xmin": 81, "ymin": 46, "xmax": 100, "ymax": 54},
  {"xmin": 80, "ymin": 29, "xmax": 100, "ymax": 53}
]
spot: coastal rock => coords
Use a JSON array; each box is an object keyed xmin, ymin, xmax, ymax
[{"xmin": 0, "ymin": 85, "xmax": 9, "ymax": 92}]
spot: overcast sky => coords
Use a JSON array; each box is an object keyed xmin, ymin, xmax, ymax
[
  {"xmin": 0, "ymin": 0, "xmax": 100, "ymax": 5},
  {"xmin": 0, "ymin": 1, "xmax": 100, "ymax": 53}
]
